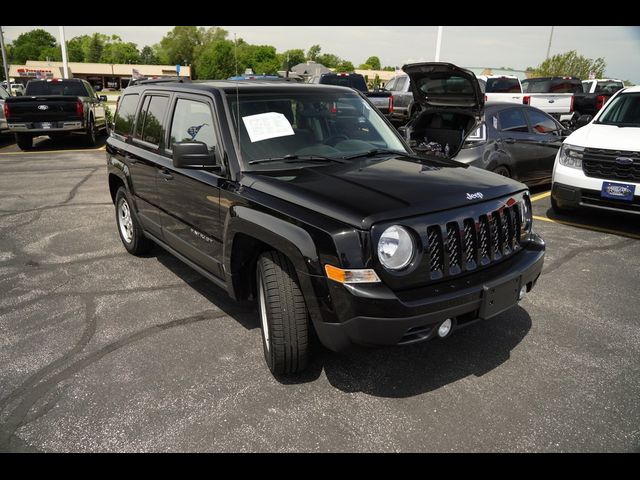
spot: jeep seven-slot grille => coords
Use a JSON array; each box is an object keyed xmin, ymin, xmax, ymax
[
  {"xmin": 582, "ymin": 148, "xmax": 640, "ymax": 182},
  {"xmin": 427, "ymin": 204, "xmax": 521, "ymax": 279}
]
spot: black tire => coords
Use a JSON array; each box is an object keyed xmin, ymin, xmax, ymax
[
  {"xmin": 256, "ymin": 250, "xmax": 310, "ymax": 375},
  {"xmin": 84, "ymin": 117, "xmax": 97, "ymax": 147},
  {"xmin": 492, "ymin": 165, "xmax": 511, "ymax": 178},
  {"xmin": 15, "ymin": 134, "xmax": 32, "ymax": 151},
  {"xmin": 114, "ymin": 187, "xmax": 152, "ymax": 255}
]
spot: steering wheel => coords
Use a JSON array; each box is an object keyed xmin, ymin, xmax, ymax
[{"xmin": 323, "ymin": 134, "xmax": 349, "ymax": 146}]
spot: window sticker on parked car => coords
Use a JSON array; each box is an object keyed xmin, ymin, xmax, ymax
[
  {"xmin": 242, "ymin": 112, "xmax": 295, "ymax": 143},
  {"xmin": 187, "ymin": 123, "xmax": 208, "ymax": 140}
]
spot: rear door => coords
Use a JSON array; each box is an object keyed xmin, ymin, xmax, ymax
[
  {"xmin": 154, "ymin": 93, "xmax": 225, "ymax": 279},
  {"xmin": 84, "ymin": 81, "xmax": 106, "ymax": 129},
  {"xmin": 523, "ymin": 107, "xmax": 564, "ymax": 182},
  {"xmin": 127, "ymin": 92, "xmax": 171, "ymax": 237}
]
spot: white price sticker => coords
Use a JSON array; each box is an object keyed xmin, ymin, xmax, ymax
[{"xmin": 242, "ymin": 112, "xmax": 295, "ymax": 143}]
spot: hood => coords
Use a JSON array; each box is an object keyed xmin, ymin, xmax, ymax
[
  {"xmin": 567, "ymin": 123, "xmax": 640, "ymax": 151},
  {"xmin": 402, "ymin": 62, "xmax": 484, "ymax": 115},
  {"xmin": 241, "ymin": 157, "xmax": 525, "ymax": 230}
]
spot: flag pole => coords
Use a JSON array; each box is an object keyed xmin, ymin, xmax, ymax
[
  {"xmin": 59, "ymin": 26, "xmax": 69, "ymax": 79},
  {"xmin": 0, "ymin": 26, "xmax": 11, "ymax": 92}
]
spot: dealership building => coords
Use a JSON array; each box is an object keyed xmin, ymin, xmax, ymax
[{"xmin": 8, "ymin": 60, "xmax": 192, "ymax": 90}]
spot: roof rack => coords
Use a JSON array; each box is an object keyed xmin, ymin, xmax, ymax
[{"xmin": 129, "ymin": 76, "xmax": 192, "ymax": 86}]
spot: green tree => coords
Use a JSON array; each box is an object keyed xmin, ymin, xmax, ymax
[
  {"xmin": 280, "ymin": 49, "xmax": 306, "ymax": 70},
  {"xmin": 364, "ymin": 56, "xmax": 381, "ymax": 70},
  {"xmin": 307, "ymin": 44, "xmax": 321, "ymax": 61},
  {"xmin": 529, "ymin": 50, "xmax": 606, "ymax": 79},
  {"xmin": 86, "ymin": 33, "xmax": 105, "ymax": 62},
  {"xmin": 239, "ymin": 44, "xmax": 280, "ymax": 75},
  {"xmin": 102, "ymin": 41, "xmax": 140, "ymax": 64},
  {"xmin": 38, "ymin": 45, "xmax": 62, "ymax": 62},
  {"xmin": 316, "ymin": 53, "xmax": 340, "ymax": 68},
  {"xmin": 195, "ymin": 39, "xmax": 236, "ymax": 80},
  {"xmin": 159, "ymin": 26, "xmax": 204, "ymax": 66},
  {"xmin": 623, "ymin": 80, "xmax": 635, "ymax": 87},
  {"xmin": 139, "ymin": 46, "xmax": 160, "ymax": 65},
  {"xmin": 9, "ymin": 29, "xmax": 58, "ymax": 64},
  {"xmin": 382, "ymin": 66, "xmax": 396, "ymax": 71},
  {"xmin": 67, "ymin": 35, "xmax": 90, "ymax": 62},
  {"xmin": 358, "ymin": 63, "xmax": 372, "ymax": 70},
  {"xmin": 336, "ymin": 60, "xmax": 355, "ymax": 72}
]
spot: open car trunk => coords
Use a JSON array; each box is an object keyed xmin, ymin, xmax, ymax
[
  {"xmin": 405, "ymin": 109, "xmax": 478, "ymax": 158},
  {"xmin": 401, "ymin": 62, "xmax": 483, "ymax": 158}
]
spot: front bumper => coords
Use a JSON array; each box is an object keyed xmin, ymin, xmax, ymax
[
  {"xmin": 552, "ymin": 162, "xmax": 640, "ymax": 214},
  {"xmin": 313, "ymin": 234, "xmax": 545, "ymax": 352}
]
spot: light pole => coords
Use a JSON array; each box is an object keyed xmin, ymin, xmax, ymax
[
  {"xmin": 435, "ymin": 26, "xmax": 443, "ymax": 62},
  {"xmin": 0, "ymin": 26, "xmax": 11, "ymax": 93},
  {"xmin": 546, "ymin": 26, "xmax": 555, "ymax": 60},
  {"xmin": 59, "ymin": 26, "xmax": 69, "ymax": 79}
]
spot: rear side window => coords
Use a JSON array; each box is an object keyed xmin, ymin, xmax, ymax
[
  {"xmin": 595, "ymin": 81, "xmax": 624, "ymax": 94},
  {"xmin": 169, "ymin": 99, "xmax": 217, "ymax": 151},
  {"xmin": 113, "ymin": 94, "xmax": 139, "ymax": 136},
  {"xmin": 498, "ymin": 108, "xmax": 528, "ymax": 133},
  {"xmin": 485, "ymin": 78, "xmax": 521, "ymax": 93},
  {"xmin": 394, "ymin": 76, "xmax": 408, "ymax": 92},
  {"xmin": 135, "ymin": 95, "xmax": 169, "ymax": 146}
]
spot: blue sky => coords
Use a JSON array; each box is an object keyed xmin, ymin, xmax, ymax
[{"xmin": 4, "ymin": 26, "xmax": 639, "ymax": 83}]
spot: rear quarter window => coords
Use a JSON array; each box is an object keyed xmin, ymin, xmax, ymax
[{"xmin": 113, "ymin": 94, "xmax": 140, "ymax": 137}]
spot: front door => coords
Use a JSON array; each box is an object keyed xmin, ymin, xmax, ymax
[
  {"xmin": 524, "ymin": 108, "xmax": 565, "ymax": 182},
  {"xmin": 155, "ymin": 94, "xmax": 225, "ymax": 279},
  {"xmin": 496, "ymin": 107, "xmax": 539, "ymax": 182}
]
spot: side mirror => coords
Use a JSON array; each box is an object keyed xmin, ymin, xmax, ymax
[
  {"xmin": 172, "ymin": 141, "xmax": 218, "ymax": 169},
  {"xmin": 398, "ymin": 125, "xmax": 408, "ymax": 139},
  {"xmin": 99, "ymin": 95, "xmax": 108, "ymax": 102},
  {"xmin": 576, "ymin": 114, "xmax": 593, "ymax": 128}
]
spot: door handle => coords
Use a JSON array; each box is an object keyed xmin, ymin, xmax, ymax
[{"xmin": 158, "ymin": 169, "xmax": 174, "ymax": 181}]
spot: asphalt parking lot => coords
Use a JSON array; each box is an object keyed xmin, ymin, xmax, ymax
[{"xmin": 1, "ymin": 136, "xmax": 639, "ymax": 452}]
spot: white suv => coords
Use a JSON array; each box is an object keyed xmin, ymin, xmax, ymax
[{"xmin": 551, "ymin": 85, "xmax": 640, "ymax": 215}]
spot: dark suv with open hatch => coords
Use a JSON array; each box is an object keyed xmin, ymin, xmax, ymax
[{"xmin": 106, "ymin": 67, "xmax": 545, "ymax": 376}]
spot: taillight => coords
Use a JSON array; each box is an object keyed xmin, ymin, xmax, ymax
[
  {"xmin": 76, "ymin": 100, "xmax": 84, "ymax": 117},
  {"xmin": 2, "ymin": 102, "xmax": 9, "ymax": 119},
  {"xmin": 570, "ymin": 95, "xmax": 575, "ymax": 113},
  {"xmin": 329, "ymin": 102, "xmax": 337, "ymax": 114},
  {"xmin": 522, "ymin": 96, "xmax": 530, "ymax": 105},
  {"xmin": 388, "ymin": 95, "xmax": 394, "ymax": 113},
  {"xmin": 484, "ymin": 95, "xmax": 488, "ymax": 103},
  {"xmin": 595, "ymin": 95, "xmax": 607, "ymax": 111}
]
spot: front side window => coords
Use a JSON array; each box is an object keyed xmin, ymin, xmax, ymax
[
  {"xmin": 525, "ymin": 109, "xmax": 559, "ymax": 134},
  {"xmin": 498, "ymin": 108, "xmax": 529, "ymax": 133},
  {"xmin": 135, "ymin": 95, "xmax": 169, "ymax": 146},
  {"xmin": 384, "ymin": 78, "xmax": 397, "ymax": 91},
  {"xmin": 226, "ymin": 90, "xmax": 408, "ymax": 170},
  {"xmin": 113, "ymin": 93, "xmax": 139, "ymax": 136},
  {"xmin": 170, "ymin": 99, "xmax": 217, "ymax": 151},
  {"xmin": 394, "ymin": 76, "xmax": 408, "ymax": 92}
]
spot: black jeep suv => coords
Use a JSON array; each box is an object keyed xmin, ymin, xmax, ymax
[{"xmin": 106, "ymin": 66, "xmax": 545, "ymax": 376}]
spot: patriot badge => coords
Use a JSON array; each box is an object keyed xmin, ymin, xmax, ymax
[{"xmin": 187, "ymin": 123, "xmax": 208, "ymax": 140}]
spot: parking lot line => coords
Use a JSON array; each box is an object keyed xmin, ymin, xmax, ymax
[
  {"xmin": 0, "ymin": 145, "xmax": 106, "ymax": 155},
  {"xmin": 533, "ymin": 215, "xmax": 640, "ymax": 240},
  {"xmin": 530, "ymin": 191, "xmax": 551, "ymax": 202}
]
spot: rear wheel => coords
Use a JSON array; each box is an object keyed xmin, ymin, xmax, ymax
[
  {"xmin": 84, "ymin": 117, "xmax": 96, "ymax": 147},
  {"xmin": 15, "ymin": 134, "xmax": 32, "ymax": 151},
  {"xmin": 115, "ymin": 187, "xmax": 152, "ymax": 255},
  {"xmin": 256, "ymin": 251, "xmax": 310, "ymax": 375}
]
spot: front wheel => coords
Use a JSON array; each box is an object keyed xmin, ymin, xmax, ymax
[{"xmin": 256, "ymin": 251, "xmax": 310, "ymax": 375}]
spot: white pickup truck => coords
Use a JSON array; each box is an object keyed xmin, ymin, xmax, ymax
[
  {"xmin": 521, "ymin": 76, "xmax": 582, "ymax": 127},
  {"xmin": 477, "ymin": 75, "xmax": 524, "ymax": 105}
]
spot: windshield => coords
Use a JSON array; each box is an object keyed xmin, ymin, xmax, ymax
[
  {"xmin": 226, "ymin": 90, "xmax": 408, "ymax": 170},
  {"xmin": 595, "ymin": 92, "xmax": 640, "ymax": 127},
  {"xmin": 25, "ymin": 81, "xmax": 89, "ymax": 96},
  {"xmin": 486, "ymin": 77, "xmax": 521, "ymax": 93}
]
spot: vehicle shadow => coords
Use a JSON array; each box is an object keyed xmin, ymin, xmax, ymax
[
  {"xmin": 148, "ymin": 244, "xmax": 532, "ymax": 396},
  {"xmin": 28, "ymin": 132, "xmax": 108, "ymax": 151},
  {"xmin": 544, "ymin": 205, "xmax": 640, "ymax": 238}
]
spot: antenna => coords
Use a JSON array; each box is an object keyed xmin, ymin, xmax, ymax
[{"xmin": 234, "ymin": 33, "xmax": 242, "ymax": 165}]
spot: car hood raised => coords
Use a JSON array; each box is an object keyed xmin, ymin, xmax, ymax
[{"xmin": 241, "ymin": 157, "xmax": 526, "ymax": 229}]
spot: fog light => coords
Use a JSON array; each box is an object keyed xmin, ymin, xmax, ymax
[
  {"xmin": 518, "ymin": 286, "xmax": 527, "ymax": 301},
  {"xmin": 437, "ymin": 319, "xmax": 452, "ymax": 338}
]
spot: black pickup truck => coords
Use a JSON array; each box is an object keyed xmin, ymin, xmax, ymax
[
  {"xmin": 573, "ymin": 78, "xmax": 625, "ymax": 121},
  {"xmin": 310, "ymin": 72, "xmax": 393, "ymax": 115},
  {"xmin": 4, "ymin": 78, "xmax": 108, "ymax": 150},
  {"xmin": 107, "ymin": 73, "xmax": 544, "ymax": 375}
]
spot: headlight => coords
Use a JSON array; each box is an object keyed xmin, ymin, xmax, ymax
[
  {"xmin": 377, "ymin": 225, "xmax": 415, "ymax": 271},
  {"xmin": 519, "ymin": 193, "xmax": 532, "ymax": 239},
  {"xmin": 558, "ymin": 143, "xmax": 584, "ymax": 169}
]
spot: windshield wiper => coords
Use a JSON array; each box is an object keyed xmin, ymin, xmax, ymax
[
  {"xmin": 248, "ymin": 154, "xmax": 348, "ymax": 165},
  {"xmin": 342, "ymin": 149, "xmax": 414, "ymax": 160}
]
